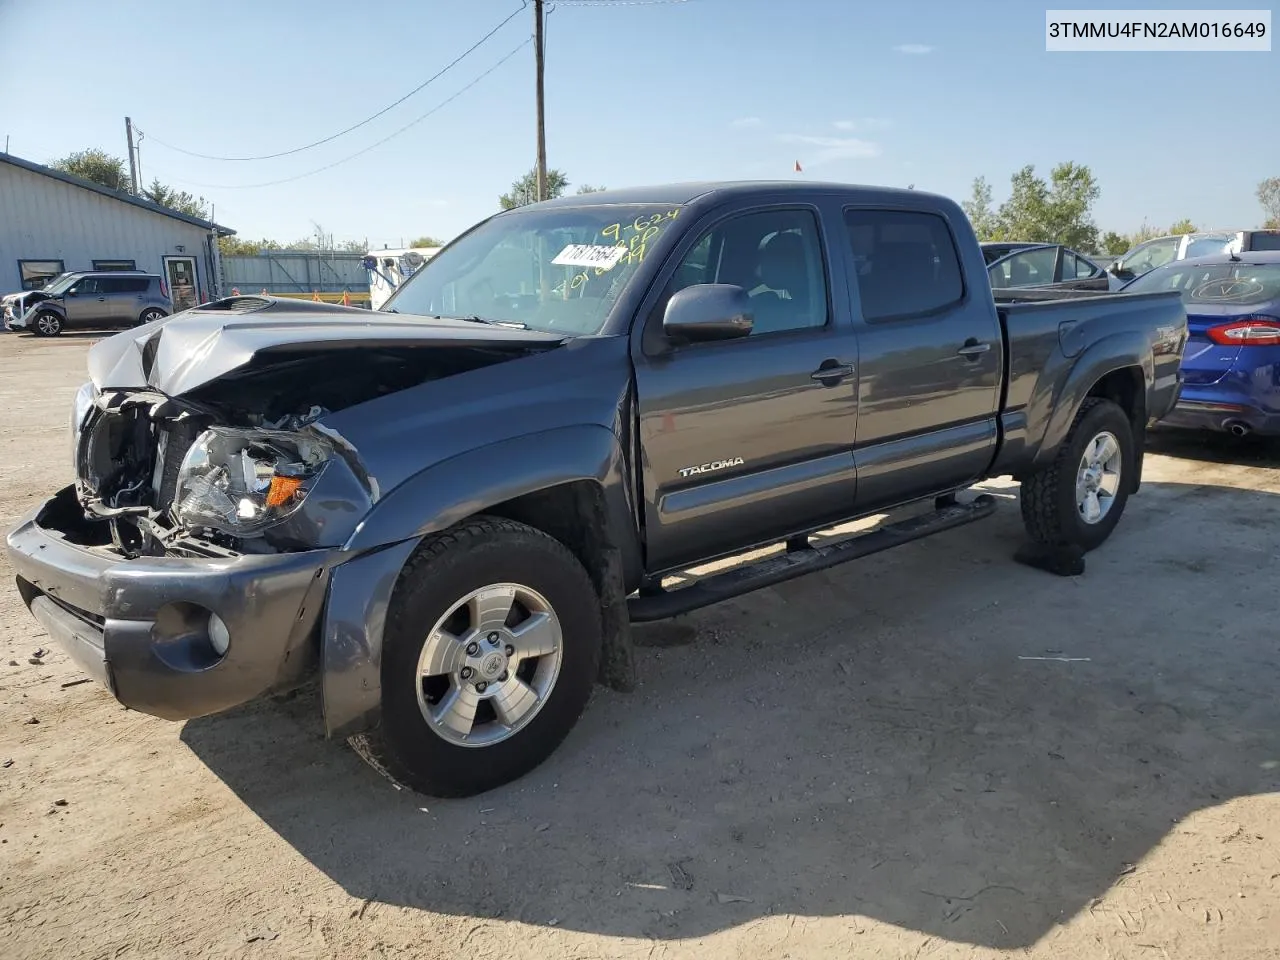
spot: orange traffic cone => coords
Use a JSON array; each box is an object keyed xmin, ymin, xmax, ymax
[
  {"xmin": 312, "ymin": 290, "xmax": 321, "ymax": 302},
  {"xmin": 342, "ymin": 290, "xmax": 351, "ymax": 307}
]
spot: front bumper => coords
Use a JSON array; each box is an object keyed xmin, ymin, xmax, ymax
[{"xmin": 6, "ymin": 486, "xmax": 338, "ymax": 720}]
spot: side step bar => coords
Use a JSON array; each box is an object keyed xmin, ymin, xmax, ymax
[{"xmin": 627, "ymin": 494, "xmax": 997, "ymax": 622}]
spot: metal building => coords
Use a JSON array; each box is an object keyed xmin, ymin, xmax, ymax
[{"xmin": 0, "ymin": 152, "xmax": 234, "ymax": 310}]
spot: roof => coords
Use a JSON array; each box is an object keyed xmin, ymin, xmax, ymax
[
  {"xmin": 0, "ymin": 152, "xmax": 235, "ymax": 236},
  {"xmin": 1180, "ymin": 250, "xmax": 1280, "ymax": 265},
  {"xmin": 530, "ymin": 180, "xmax": 939, "ymax": 209}
]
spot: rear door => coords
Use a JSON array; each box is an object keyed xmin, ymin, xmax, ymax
[
  {"xmin": 842, "ymin": 206, "xmax": 1003, "ymax": 509},
  {"xmin": 632, "ymin": 203, "xmax": 859, "ymax": 572},
  {"xmin": 1057, "ymin": 249, "xmax": 1110, "ymax": 289}
]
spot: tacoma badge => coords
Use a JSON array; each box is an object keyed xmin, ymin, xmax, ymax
[{"xmin": 678, "ymin": 457, "xmax": 745, "ymax": 478}]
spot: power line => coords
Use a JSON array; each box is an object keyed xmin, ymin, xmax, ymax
[
  {"xmin": 142, "ymin": 2, "xmax": 527, "ymax": 162},
  {"xmin": 152, "ymin": 38, "xmax": 531, "ymax": 191}
]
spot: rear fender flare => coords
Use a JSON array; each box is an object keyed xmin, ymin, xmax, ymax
[
  {"xmin": 321, "ymin": 424, "xmax": 636, "ymax": 738},
  {"xmin": 1031, "ymin": 333, "xmax": 1152, "ymax": 469}
]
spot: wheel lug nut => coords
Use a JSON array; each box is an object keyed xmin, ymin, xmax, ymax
[
  {"xmin": 465, "ymin": 641, "xmax": 479, "ymax": 655},
  {"xmin": 475, "ymin": 681, "xmax": 488, "ymax": 693},
  {"xmin": 460, "ymin": 666, "xmax": 473, "ymax": 680},
  {"xmin": 505, "ymin": 644, "xmax": 515, "ymax": 657},
  {"xmin": 487, "ymin": 632, "xmax": 500, "ymax": 645}
]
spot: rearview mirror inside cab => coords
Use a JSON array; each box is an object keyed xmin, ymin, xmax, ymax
[{"xmin": 663, "ymin": 284, "xmax": 754, "ymax": 343}]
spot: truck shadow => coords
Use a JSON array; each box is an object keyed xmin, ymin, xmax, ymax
[{"xmin": 180, "ymin": 477, "xmax": 1280, "ymax": 948}]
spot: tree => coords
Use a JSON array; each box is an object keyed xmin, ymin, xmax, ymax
[
  {"xmin": 992, "ymin": 162, "xmax": 1099, "ymax": 251},
  {"xmin": 409, "ymin": 235, "xmax": 444, "ymax": 248},
  {"xmin": 1100, "ymin": 232, "xmax": 1129, "ymax": 256},
  {"xmin": 499, "ymin": 168, "xmax": 569, "ymax": 209},
  {"xmin": 140, "ymin": 178, "xmax": 209, "ymax": 220},
  {"xmin": 961, "ymin": 176, "xmax": 998, "ymax": 240},
  {"xmin": 1168, "ymin": 218, "xmax": 1196, "ymax": 235},
  {"xmin": 218, "ymin": 237, "xmax": 283, "ymax": 256},
  {"xmin": 51, "ymin": 148, "xmax": 129, "ymax": 192},
  {"xmin": 1257, "ymin": 178, "xmax": 1280, "ymax": 228},
  {"xmin": 575, "ymin": 184, "xmax": 607, "ymax": 195}
]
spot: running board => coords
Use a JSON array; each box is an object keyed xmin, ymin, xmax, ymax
[{"xmin": 627, "ymin": 494, "xmax": 997, "ymax": 622}]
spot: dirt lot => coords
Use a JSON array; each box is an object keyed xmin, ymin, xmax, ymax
[{"xmin": 1, "ymin": 330, "xmax": 1278, "ymax": 960}]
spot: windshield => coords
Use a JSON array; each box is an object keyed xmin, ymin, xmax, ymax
[
  {"xmin": 40, "ymin": 273, "xmax": 83, "ymax": 296},
  {"xmin": 382, "ymin": 204, "xmax": 684, "ymax": 335},
  {"xmin": 1125, "ymin": 260, "xmax": 1280, "ymax": 306}
]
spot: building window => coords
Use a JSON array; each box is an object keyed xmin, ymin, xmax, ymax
[
  {"xmin": 18, "ymin": 259, "xmax": 66, "ymax": 291},
  {"xmin": 92, "ymin": 259, "xmax": 137, "ymax": 272}
]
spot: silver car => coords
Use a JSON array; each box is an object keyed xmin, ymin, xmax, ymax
[{"xmin": 10, "ymin": 271, "xmax": 171, "ymax": 336}]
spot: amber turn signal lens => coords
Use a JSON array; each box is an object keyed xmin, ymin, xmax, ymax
[{"xmin": 265, "ymin": 475, "xmax": 303, "ymax": 508}]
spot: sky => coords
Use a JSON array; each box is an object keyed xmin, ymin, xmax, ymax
[{"xmin": 1, "ymin": 0, "xmax": 1276, "ymax": 247}]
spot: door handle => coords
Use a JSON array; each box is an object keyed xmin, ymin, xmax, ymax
[
  {"xmin": 957, "ymin": 339, "xmax": 990, "ymax": 359},
  {"xmin": 810, "ymin": 360, "xmax": 855, "ymax": 384},
  {"xmin": 96, "ymin": 297, "xmax": 107, "ymax": 302}
]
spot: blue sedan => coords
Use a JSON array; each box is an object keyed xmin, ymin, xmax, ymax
[{"xmin": 1126, "ymin": 251, "xmax": 1280, "ymax": 437}]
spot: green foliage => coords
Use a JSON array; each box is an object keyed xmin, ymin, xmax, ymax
[
  {"xmin": 1168, "ymin": 218, "xmax": 1196, "ymax": 235},
  {"xmin": 961, "ymin": 177, "xmax": 998, "ymax": 241},
  {"xmin": 1100, "ymin": 232, "xmax": 1129, "ymax": 256},
  {"xmin": 992, "ymin": 162, "xmax": 1100, "ymax": 251},
  {"xmin": 140, "ymin": 178, "xmax": 209, "ymax": 220},
  {"xmin": 499, "ymin": 168, "xmax": 570, "ymax": 209},
  {"xmin": 50, "ymin": 148, "xmax": 130, "ymax": 192},
  {"xmin": 575, "ymin": 184, "xmax": 607, "ymax": 195},
  {"xmin": 218, "ymin": 237, "xmax": 282, "ymax": 256},
  {"xmin": 409, "ymin": 235, "xmax": 445, "ymax": 248},
  {"xmin": 1257, "ymin": 177, "xmax": 1280, "ymax": 226}
]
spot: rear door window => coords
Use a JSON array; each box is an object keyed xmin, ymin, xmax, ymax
[{"xmin": 843, "ymin": 209, "xmax": 964, "ymax": 320}]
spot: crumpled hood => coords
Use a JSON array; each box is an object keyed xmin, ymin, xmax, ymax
[{"xmin": 86, "ymin": 296, "xmax": 564, "ymax": 395}]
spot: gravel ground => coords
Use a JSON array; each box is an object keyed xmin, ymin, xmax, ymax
[{"xmin": 1, "ymin": 330, "xmax": 1278, "ymax": 960}]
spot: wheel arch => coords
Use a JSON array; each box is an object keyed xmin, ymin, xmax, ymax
[
  {"xmin": 322, "ymin": 425, "xmax": 641, "ymax": 739},
  {"xmin": 1031, "ymin": 332, "xmax": 1151, "ymax": 479}
]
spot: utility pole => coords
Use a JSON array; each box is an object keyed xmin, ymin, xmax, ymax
[
  {"xmin": 534, "ymin": 0, "xmax": 547, "ymax": 202},
  {"xmin": 125, "ymin": 117, "xmax": 139, "ymax": 195}
]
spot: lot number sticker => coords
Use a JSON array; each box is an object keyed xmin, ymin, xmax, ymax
[{"xmin": 552, "ymin": 244, "xmax": 629, "ymax": 270}]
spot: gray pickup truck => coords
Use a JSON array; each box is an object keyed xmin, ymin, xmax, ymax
[{"xmin": 6, "ymin": 182, "xmax": 1187, "ymax": 796}]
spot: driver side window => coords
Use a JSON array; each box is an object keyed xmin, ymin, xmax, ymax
[
  {"xmin": 1124, "ymin": 238, "xmax": 1178, "ymax": 273},
  {"xmin": 664, "ymin": 208, "xmax": 829, "ymax": 336},
  {"xmin": 69, "ymin": 278, "xmax": 99, "ymax": 295}
]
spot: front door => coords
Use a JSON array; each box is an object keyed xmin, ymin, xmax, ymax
[
  {"xmin": 164, "ymin": 256, "xmax": 198, "ymax": 311},
  {"xmin": 841, "ymin": 205, "xmax": 1003, "ymax": 510},
  {"xmin": 633, "ymin": 205, "xmax": 859, "ymax": 573},
  {"xmin": 63, "ymin": 277, "xmax": 105, "ymax": 326}
]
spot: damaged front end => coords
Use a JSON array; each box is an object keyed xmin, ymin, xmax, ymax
[{"xmin": 71, "ymin": 385, "xmax": 374, "ymax": 559}]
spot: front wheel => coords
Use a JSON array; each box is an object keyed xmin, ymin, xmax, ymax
[
  {"xmin": 352, "ymin": 517, "xmax": 602, "ymax": 797},
  {"xmin": 32, "ymin": 311, "xmax": 62, "ymax": 336},
  {"xmin": 1020, "ymin": 397, "xmax": 1134, "ymax": 551}
]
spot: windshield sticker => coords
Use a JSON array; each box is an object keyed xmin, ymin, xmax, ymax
[{"xmin": 552, "ymin": 244, "xmax": 629, "ymax": 270}]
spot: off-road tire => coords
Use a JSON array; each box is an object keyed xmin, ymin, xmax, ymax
[
  {"xmin": 1020, "ymin": 397, "xmax": 1133, "ymax": 551},
  {"xmin": 352, "ymin": 516, "xmax": 602, "ymax": 797}
]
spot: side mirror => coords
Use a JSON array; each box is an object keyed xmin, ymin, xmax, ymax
[
  {"xmin": 663, "ymin": 284, "xmax": 753, "ymax": 343},
  {"xmin": 66, "ymin": 287, "xmax": 78, "ymax": 296}
]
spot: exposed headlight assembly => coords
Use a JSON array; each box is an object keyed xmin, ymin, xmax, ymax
[
  {"xmin": 70, "ymin": 381, "xmax": 98, "ymax": 468},
  {"xmin": 174, "ymin": 427, "xmax": 332, "ymax": 536}
]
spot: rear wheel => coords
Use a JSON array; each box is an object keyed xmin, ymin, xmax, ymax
[
  {"xmin": 138, "ymin": 307, "xmax": 167, "ymax": 326},
  {"xmin": 33, "ymin": 311, "xmax": 62, "ymax": 337},
  {"xmin": 351, "ymin": 517, "xmax": 602, "ymax": 797},
  {"xmin": 1020, "ymin": 397, "xmax": 1133, "ymax": 551}
]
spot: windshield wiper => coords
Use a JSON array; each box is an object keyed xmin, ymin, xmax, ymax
[{"xmin": 439, "ymin": 314, "xmax": 528, "ymax": 329}]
